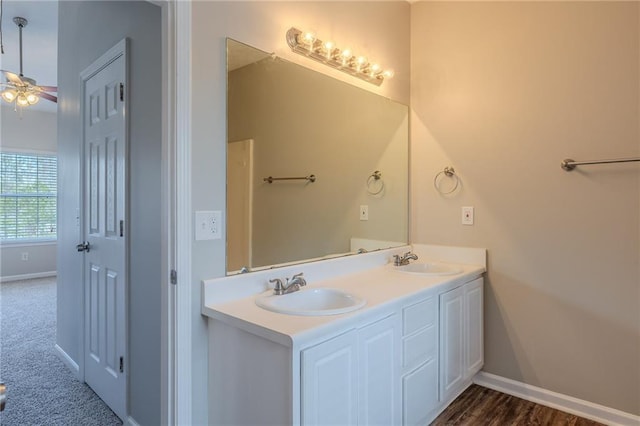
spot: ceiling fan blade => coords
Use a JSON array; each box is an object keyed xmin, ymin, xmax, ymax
[
  {"xmin": 38, "ymin": 86, "xmax": 58, "ymax": 92},
  {"xmin": 39, "ymin": 92, "xmax": 58, "ymax": 103},
  {"xmin": 1, "ymin": 70, "xmax": 25, "ymax": 85}
]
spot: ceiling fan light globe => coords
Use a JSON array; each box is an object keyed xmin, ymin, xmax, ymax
[
  {"xmin": 16, "ymin": 94, "xmax": 30, "ymax": 107},
  {"xmin": 26, "ymin": 93, "xmax": 40, "ymax": 105},
  {"xmin": 1, "ymin": 89, "xmax": 18, "ymax": 103}
]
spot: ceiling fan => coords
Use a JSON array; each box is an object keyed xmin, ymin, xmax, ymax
[{"xmin": 0, "ymin": 16, "xmax": 57, "ymax": 108}]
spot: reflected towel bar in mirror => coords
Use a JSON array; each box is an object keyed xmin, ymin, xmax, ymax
[{"xmin": 263, "ymin": 174, "xmax": 316, "ymax": 184}]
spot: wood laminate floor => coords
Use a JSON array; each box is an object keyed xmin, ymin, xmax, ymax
[{"xmin": 431, "ymin": 385, "xmax": 605, "ymax": 426}]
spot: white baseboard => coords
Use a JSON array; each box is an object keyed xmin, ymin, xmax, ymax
[
  {"xmin": 54, "ymin": 344, "xmax": 80, "ymax": 379},
  {"xmin": 473, "ymin": 371, "xmax": 640, "ymax": 426},
  {"xmin": 0, "ymin": 271, "xmax": 57, "ymax": 283},
  {"xmin": 126, "ymin": 416, "xmax": 141, "ymax": 426}
]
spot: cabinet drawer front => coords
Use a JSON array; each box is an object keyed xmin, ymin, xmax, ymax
[
  {"xmin": 403, "ymin": 325, "xmax": 436, "ymax": 369},
  {"xmin": 403, "ymin": 297, "xmax": 436, "ymax": 335}
]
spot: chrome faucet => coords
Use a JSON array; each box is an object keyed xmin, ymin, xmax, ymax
[
  {"xmin": 270, "ymin": 272, "xmax": 307, "ymax": 295},
  {"xmin": 393, "ymin": 251, "xmax": 419, "ymax": 266}
]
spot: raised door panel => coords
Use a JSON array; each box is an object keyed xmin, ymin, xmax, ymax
[
  {"xmin": 465, "ymin": 278, "xmax": 484, "ymax": 378},
  {"xmin": 301, "ymin": 330, "xmax": 358, "ymax": 426},
  {"xmin": 439, "ymin": 285, "xmax": 465, "ymax": 403},
  {"xmin": 358, "ymin": 315, "xmax": 401, "ymax": 426},
  {"xmin": 402, "ymin": 358, "xmax": 438, "ymax": 426}
]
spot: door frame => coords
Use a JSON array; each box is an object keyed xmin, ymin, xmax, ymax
[
  {"xmin": 227, "ymin": 139, "xmax": 254, "ymax": 272},
  {"xmin": 152, "ymin": 1, "xmax": 192, "ymax": 425}
]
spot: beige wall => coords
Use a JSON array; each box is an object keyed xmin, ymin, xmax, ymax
[
  {"xmin": 192, "ymin": 2, "xmax": 410, "ymax": 422},
  {"xmin": 411, "ymin": 1, "xmax": 639, "ymax": 415},
  {"xmin": 228, "ymin": 58, "xmax": 408, "ymax": 269}
]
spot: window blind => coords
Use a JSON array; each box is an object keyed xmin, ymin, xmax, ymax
[{"xmin": 0, "ymin": 152, "xmax": 57, "ymax": 241}]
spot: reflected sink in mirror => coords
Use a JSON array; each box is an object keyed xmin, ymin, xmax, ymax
[
  {"xmin": 392, "ymin": 263, "xmax": 462, "ymax": 276},
  {"xmin": 255, "ymin": 288, "xmax": 366, "ymax": 316}
]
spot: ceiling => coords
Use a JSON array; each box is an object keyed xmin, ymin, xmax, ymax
[{"xmin": 1, "ymin": 0, "xmax": 58, "ymax": 113}]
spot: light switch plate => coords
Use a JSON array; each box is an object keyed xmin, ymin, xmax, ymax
[
  {"xmin": 462, "ymin": 206, "xmax": 474, "ymax": 225},
  {"xmin": 195, "ymin": 210, "xmax": 222, "ymax": 240},
  {"xmin": 360, "ymin": 205, "xmax": 369, "ymax": 221}
]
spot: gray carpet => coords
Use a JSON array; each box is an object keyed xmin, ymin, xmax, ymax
[{"xmin": 0, "ymin": 277, "xmax": 122, "ymax": 426}]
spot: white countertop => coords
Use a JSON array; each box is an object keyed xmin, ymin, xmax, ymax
[{"xmin": 202, "ymin": 244, "xmax": 486, "ymax": 349}]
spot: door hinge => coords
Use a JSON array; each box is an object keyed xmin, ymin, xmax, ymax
[
  {"xmin": 170, "ymin": 269, "xmax": 177, "ymax": 285},
  {"xmin": 119, "ymin": 220, "xmax": 124, "ymax": 237},
  {"xmin": 119, "ymin": 83, "xmax": 124, "ymax": 101},
  {"xmin": 119, "ymin": 356, "xmax": 124, "ymax": 373}
]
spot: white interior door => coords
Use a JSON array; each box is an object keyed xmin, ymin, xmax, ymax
[
  {"xmin": 80, "ymin": 40, "xmax": 128, "ymax": 421},
  {"xmin": 227, "ymin": 139, "xmax": 253, "ymax": 272}
]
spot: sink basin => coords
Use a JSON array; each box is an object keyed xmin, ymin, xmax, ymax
[
  {"xmin": 392, "ymin": 262, "xmax": 462, "ymax": 276},
  {"xmin": 255, "ymin": 288, "xmax": 366, "ymax": 316}
]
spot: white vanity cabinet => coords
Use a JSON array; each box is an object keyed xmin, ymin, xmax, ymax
[
  {"xmin": 400, "ymin": 296, "xmax": 439, "ymax": 426},
  {"xmin": 439, "ymin": 277, "xmax": 484, "ymax": 405},
  {"xmin": 206, "ymin": 271, "xmax": 485, "ymax": 426},
  {"xmin": 301, "ymin": 314, "xmax": 401, "ymax": 426}
]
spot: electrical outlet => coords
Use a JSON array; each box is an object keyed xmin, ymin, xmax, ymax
[
  {"xmin": 21, "ymin": 252, "xmax": 29, "ymax": 261},
  {"xmin": 462, "ymin": 206, "xmax": 474, "ymax": 225},
  {"xmin": 360, "ymin": 205, "xmax": 369, "ymax": 221},
  {"xmin": 195, "ymin": 211, "xmax": 222, "ymax": 240}
]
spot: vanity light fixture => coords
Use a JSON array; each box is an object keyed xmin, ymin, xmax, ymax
[{"xmin": 286, "ymin": 27, "xmax": 394, "ymax": 86}]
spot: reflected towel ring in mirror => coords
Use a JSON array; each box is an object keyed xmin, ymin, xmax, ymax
[
  {"xmin": 433, "ymin": 166, "xmax": 460, "ymax": 195},
  {"xmin": 366, "ymin": 170, "xmax": 385, "ymax": 195}
]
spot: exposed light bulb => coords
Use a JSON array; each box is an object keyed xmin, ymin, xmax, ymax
[
  {"xmin": 370, "ymin": 63, "xmax": 382, "ymax": 75},
  {"xmin": 356, "ymin": 56, "xmax": 368, "ymax": 71},
  {"xmin": 382, "ymin": 69, "xmax": 395, "ymax": 79},
  {"xmin": 302, "ymin": 30, "xmax": 316, "ymax": 47},
  {"xmin": 323, "ymin": 41, "xmax": 335, "ymax": 58},
  {"xmin": 340, "ymin": 48, "xmax": 352, "ymax": 65},
  {"xmin": 1, "ymin": 89, "xmax": 17, "ymax": 102}
]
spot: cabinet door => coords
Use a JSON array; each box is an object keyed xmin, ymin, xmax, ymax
[
  {"xmin": 358, "ymin": 315, "xmax": 401, "ymax": 426},
  {"xmin": 402, "ymin": 358, "xmax": 438, "ymax": 426},
  {"xmin": 439, "ymin": 285, "xmax": 465, "ymax": 403},
  {"xmin": 465, "ymin": 278, "xmax": 484, "ymax": 378},
  {"xmin": 301, "ymin": 330, "xmax": 358, "ymax": 426}
]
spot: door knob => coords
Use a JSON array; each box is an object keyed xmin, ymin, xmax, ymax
[{"xmin": 76, "ymin": 242, "xmax": 90, "ymax": 252}]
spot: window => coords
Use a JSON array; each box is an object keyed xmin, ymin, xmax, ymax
[{"xmin": 0, "ymin": 152, "xmax": 57, "ymax": 242}]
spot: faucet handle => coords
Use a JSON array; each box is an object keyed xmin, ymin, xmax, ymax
[{"xmin": 289, "ymin": 272, "xmax": 307, "ymax": 287}]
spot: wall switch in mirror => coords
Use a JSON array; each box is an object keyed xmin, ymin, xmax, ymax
[
  {"xmin": 360, "ymin": 205, "xmax": 369, "ymax": 221},
  {"xmin": 195, "ymin": 210, "xmax": 222, "ymax": 240}
]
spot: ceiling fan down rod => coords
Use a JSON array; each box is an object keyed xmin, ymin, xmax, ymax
[{"xmin": 13, "ymin": 17, "xmax": 27, "ymax": 77}]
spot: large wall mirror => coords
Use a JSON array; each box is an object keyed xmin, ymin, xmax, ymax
[{"xmin": 226, "ymin": 38, "xmax": 408, "ymax": 274}]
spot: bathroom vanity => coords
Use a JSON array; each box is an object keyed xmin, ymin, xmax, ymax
[{"xmin": 202, "ymin": 245, "xmax": 486, "ymax": 425}]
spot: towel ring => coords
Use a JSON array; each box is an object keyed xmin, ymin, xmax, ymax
[
  {"xmin": 433, "ymin": 166, "xmax": 459, "ymax": 195},
  {"xmin": 366, "ymin": 170, "xmax": 385, "ymax": 195}
]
